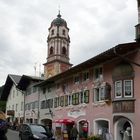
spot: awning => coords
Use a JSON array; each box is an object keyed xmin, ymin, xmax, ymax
[{"xmin": 54, "ymin": 119, "xmax": 74, "ymax": 124}]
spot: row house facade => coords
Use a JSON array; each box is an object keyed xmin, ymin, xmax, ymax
[
  {"xmin": 1, "ymin": 74, "xmax": 24, "ymax": 125},
  {"xmin": 37, "ymin": 42, "xmax": 140, "ymax": 140},
  {"xmin": 36, "ymin": 1, "xmax": 140, "ymax": 139},
  {"xmin": 1, "ymin": 74, "xmax": 43, "ymax": 127},
  {"xmin": 17, "ymin": 75, "xmax": 44, "ymax": 124}
]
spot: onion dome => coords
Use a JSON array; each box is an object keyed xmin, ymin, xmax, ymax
[{"xmin": 51, "ymin": 12, "xmax": 67, "ymax": 27}]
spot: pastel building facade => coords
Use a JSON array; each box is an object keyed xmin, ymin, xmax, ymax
[
  {"xmin": 1, "ymin": 74, "xmax": 24, "ymax": 124},
  {"xmin": 37, "ymin": 1, "xmax": 140, "ymax": 139},
  {"xmin": 17, "ymin": 75, "xmax": 44, "ymax": 124}
]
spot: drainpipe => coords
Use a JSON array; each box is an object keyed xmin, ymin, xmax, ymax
[
  {"xmin": 37, "ymin": 88, "xmax": 40, "ymax": 124},
  {"xmin": 23, "ymin": 91, "xmax": 26, "ymax": 123},
  {"xmin": 113, "ymin": 47, "xmax": 140, "ymax": 67}
]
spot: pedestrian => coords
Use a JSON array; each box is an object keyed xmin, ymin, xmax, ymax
[
  {"xmin": 123, "ymin": 127, "xmax": 132, "ymax": 140},
  {"xmin": 0, "ymin": 111, "xmax": 8, "ymax": 140},
  {"xmin": 104, "ymin": 129, "xmax": 113, "ymax": 140},
  {"xmin": 70, "ymin": 124, "xmax": 78, "ymax": 140}
]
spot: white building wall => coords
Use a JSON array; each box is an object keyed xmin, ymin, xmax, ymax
[{"xmin": 6, "ymin": 84, "xmax": 24, "ymax": 123}]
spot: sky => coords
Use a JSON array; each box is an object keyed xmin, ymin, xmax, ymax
[{"xmin": 0, "ymin": 0, "xmax": 138, "ymax": 85}]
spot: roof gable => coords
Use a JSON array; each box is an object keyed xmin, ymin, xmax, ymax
[{"xmin": 1, "ymin": 74, "xmax": 22, "ymax": 101}]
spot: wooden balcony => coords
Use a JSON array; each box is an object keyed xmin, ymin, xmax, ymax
[{"xmin": 112, "ymin": 99, "xmax": 135, "ymax": 113}]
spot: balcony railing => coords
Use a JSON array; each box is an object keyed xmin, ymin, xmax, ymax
[{"xmin": 112, "ymin": 99, "xmax": 135, "ymax": 113}]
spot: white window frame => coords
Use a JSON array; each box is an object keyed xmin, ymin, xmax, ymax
[
  {"xmin": 124, "ymin": 80, "xmax": 133, "ymax": 97},
  {"xmin": 115, "ymin": 80, "xmax": 122, "ymax": 98},
  {"xmin": 93, "ymin": 87, "xmax": 105, "ymax": 102}
]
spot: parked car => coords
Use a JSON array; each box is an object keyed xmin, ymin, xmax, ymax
[{"xmin": 19, "ymin": 123, "xmax": 53, "ymax": 140}]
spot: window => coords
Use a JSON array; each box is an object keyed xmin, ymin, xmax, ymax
[
  {"xmin": 33, "ymin": 87, "xmax": 37, "ymax": 93},
  {"xmin": 74, "ymin": 75, "xmax": 80, "ymax": 84},
  {"xmin": 72, "ymin": 93, "xmax": 79, "ymax": 105},
  {"xmin": 25, "ymin": 104, "xmax": 28, "ymax": 111},
  {"xmin": 83, "ymin": 71, "xmax": 89, "ymax": 81},
  {"xmin": 115, "ymin": 80, "xmax": 133, "ymax": 98},
  {"xmin": 54, "ymin": 97, "xmax": 59, "ymax": 108},
  {"xmin": 113, "ymin": 63, "xmax": 134, "ymax": 99},
  {"xmin": 50, "ymin": 47, "xmax": 53, "ymax": 55},
  {"xmin": 79, "ymin": 91, "xmax": 84, "ymax": 104},
  {"xmin": 12, "ymin": 105, "xmax": 14, "ymax": 110},
  {"xmin": 93, "ymin": 83, "xmax": 110, "ymax": 103},
  {"xmin": 27, "ymin": 88, "xmax": 31, "ymax": 95},
  {"xmin": 115, "ymin": 81, "xmax": 122, "ymax": 98},
  {"xmin": 65, "ymin": 95, "xmax": 68, "ymax": 106},
  {"xmin": 42, "ymin": 87, "xmax": 46, "ymax": 94},
  {"xmin": 13, "ymin": 90, "xmax": 15, "ymax": 98},
  {"xmin": 28, "ymin": 103, "xmax": 31, "ymax": 110},
  {"xmin": 62, "ymin": 47, "xmax": 66, "ymax": 55},
  {"xmin": 21, "ymin": 102, "xmax": 23, "ymax": 111},
  {"xmin": 60, "ymin": 96, "xmax": 64, "ymax": 107},
  {"xmin": 124, "ymin": 80, "xmax": 133, "ymax": 97},
  {"xmin": 47, "ymin": 86, "xmax": 51, "ymax": 93},
  {"xmin": 68, "ymin": 95, "xmax": 72, "ymax": 105},
  {"xmin": 94, "ymin": 87, "xmax": 105, "ymax": 102},
  {"xmin": 35, "ymin": 101, "xmax": 38, "ymax": 108},
  {"xmin": 94, "ymin": 66, "xmax": 103, "ymax": 79},
  {"xmin": 62, "ymin": 29, "xmax": 65, "ymax": 35},
  {"xmin": 32, "ymin": 102, "xmax": 35, "ymax": 109},
  {"xmin": 46, "ymin": 99, "xmax": 53, "ymax": 108},
  {"xmin": 51, "ymin": 29, "xmax": 54, "ymax": 35},
  {"xmin": 79, "ymin": 90, "xmax": 90, "ymax": 104},
  {"xmin": 41, "ymin": 100, "xmax": 46, "ymax": 109},
  {"xmin": 84, "ymin": 90, "xmax": 89, "ymax": 103}
]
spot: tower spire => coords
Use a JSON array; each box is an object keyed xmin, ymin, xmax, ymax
[{"xmin": 57, "ymin": 5, "xmax": 61, "ymax": 18}]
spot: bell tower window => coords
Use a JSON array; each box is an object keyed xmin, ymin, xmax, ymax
[
  {"xmin": 51, "ymin": 29, "xmax": 54, "ymax": 35},
  {"xmin": 62, "ymin": 47, "xmax": 66, "ymax": 55},
  {"xmin": 63, "ymin": 29, "xmax": 65, "ymax": 35},
  {"xmin": 50, "ymin": 47, "xmax": 54, "ymax": 55}
]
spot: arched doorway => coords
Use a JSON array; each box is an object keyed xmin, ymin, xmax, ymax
[
  {"xmin": 78, "ymin": 120, "xmax": 89, "ymax": 139},
  {"xmin": 94, "ymin": 119, "xmax": 110, "ymax": 137},
  {"xmin": 114, "ymin": 117, "xmax": 133, "ymax": 140}
]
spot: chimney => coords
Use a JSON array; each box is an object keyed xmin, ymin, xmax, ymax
[{"xmin": 135, "ymin": 0, "xmax": 140, "ymax": 42}]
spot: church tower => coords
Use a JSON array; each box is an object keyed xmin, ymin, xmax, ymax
[
  {"xmin": 44, "ymin": 12, "xmax": 72, "ymax": 79},
  {"xmin": 135, "ymin": 0, "xmax": 140, "ymax": 42}
]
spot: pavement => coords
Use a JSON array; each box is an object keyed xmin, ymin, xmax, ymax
[{"xmin": 7, "ymin": 129, "xmax": 19, "ymax": 140}]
